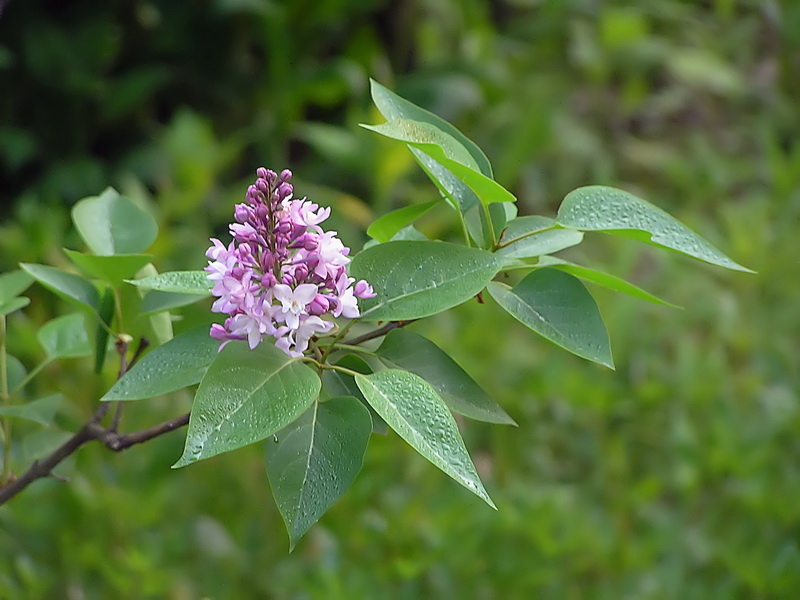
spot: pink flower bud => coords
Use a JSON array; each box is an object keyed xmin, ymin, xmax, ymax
[
  {"xmin": 308, "ymin": 294, "xmax": 329, "ymax": 315},
  {"xmin": 355, "ymin": 280, "xmax": 376, "ymax": 298},
  {"xmin": 280, "ymin": 169, "xmax": 293, "ymax": 182}
]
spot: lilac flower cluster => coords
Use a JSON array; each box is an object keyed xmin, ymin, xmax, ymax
[{"xmin": 206, "ymin": 167, "xmax": 375, "ymax": 357}]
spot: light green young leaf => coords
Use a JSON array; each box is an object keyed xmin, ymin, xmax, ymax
[
  {"xmin": 0, "ymin": 394, "xmax": 62, "ymax": 426},
  {"xmin": 266, "ymin": 396, "xmax": 372, "ymax": 550},
  {"xmin": 20, "ymin": 263, "xmax": 100, "ymax": 312},
  {"xmin": 487, "ymin": 269, "xmax": 613, "ymax": 369},
  {"xmin": 0, "ymin": 296, "xmax": 30, "ymax": 316},
  {"xmin": 497, "ymin": 228, "xmax": 584, "ymax": 260},
  {"xmin": 71, "ymin": 187, "xmax": 158, "ymax": 255},
  {"xmin": 140, "ymin": 290, "xmax": 209, "ymax": 316},
  {"xmin": 535, "ymin": 256, "xmax": 680, "ymax": 308},
  {"xmin": 173, "ymin": 342, "xmax": 320, "ymax": 467},
  {"xmin": 369, "ymin": 79, "xmax": 493, "ymax": 177},
  {"xmin": 0, "ymin": 270, "xmax": 34, "ymax": 303},
  {"xmin": 376, "ymin": 329, "xmax": 516, "ymax": 425},
  {"xmin": 367, "ymin": 199, "xmax": 441, "ymax": 243},
  {"xmin": 132, "ymin": 264, "xmax": 174, "ymax": 347},
  {"xmin": 64, "ymin": 250, "xmax": 153, "ymax": 286},
  {"xmin": 557, "ymin": 186, "xmax": 754, "ymax": 272},
  {"xmin": 101, "ymin": 325, "xmax": 220, "ymax": 401},
  {"xmin": 348, "ymin": 241, "xmax": 503, "ymax": 321},
  {"xmin": 362, "ymin": 120, "xmax": 516, "ymax": 206},
  {"xmin": 37, "ymin": 313, "xmax": 92, "ymax": 360},
  {"xmin": 126, "ymin": 270, "xmax": 212, "ymax": 295},
  {"xmin": 5, "ymin": 355, "xmax": 27, "ymax": 391},
  {"xmin": 356, "ymin": 369, "xmax": 494, "ymax": 508}
]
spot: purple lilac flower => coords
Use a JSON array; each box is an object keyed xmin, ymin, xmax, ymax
[{"xmin": 206, "ymin": 168, "xmax": 376, "ymax": 357}]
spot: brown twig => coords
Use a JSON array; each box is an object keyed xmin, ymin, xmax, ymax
[
  {"xmin": 0, "ymin": 411, "xmax": 190, "ymax": 506},
  {"xmin": 342, "ymin": 320, "xmax": 414, "ymax": 347}
]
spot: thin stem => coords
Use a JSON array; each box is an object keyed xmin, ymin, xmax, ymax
[
  {"xmin": 318, "ymin": 363, "xmax": 362, "ymax": 378},
  {"xmin": 321, "ymin": 319, "xmax": 355, "ymax": 360},
  {"xmin": 482, "ymin": 202, "xmax": 497, "ymax": 248},
  {"xmin": 494, "ymin": 224, "xmax": 559, "ymax": 250},
  {"xmin": 329, "ymin": 343, "xmax": 378, "ymax": 355},
  {"xmin": 342, "ymin": 320, "xmax": 413, "ymax": 347}
]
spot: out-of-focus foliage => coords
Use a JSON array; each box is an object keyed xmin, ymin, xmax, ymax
[{"xmin": 1, "ymin": 0, "xmax": 798, "ymax": 598}]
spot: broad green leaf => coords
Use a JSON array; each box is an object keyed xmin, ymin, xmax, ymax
[
  {"xmin": 348, "ymin": 241, "xmax": 503, "ymax": 321},
  {"xmin": 140, "ymin": 290, "xmax": 209, "ymax": 316},
  {"xmin": 20, "ymin": 263, "xmax": 99, "ymax": 311},
  {"xmin": 356, "ymin": 369, "xmax": 494, "ymax": 507},
  {"xmin": 126, "ymin": 270, "xmax": 212, "ymax": 295},
  {"xmin": 497, "ymin": 228, "xmax": 584, "ymax": 260},
  {"xmin": 0, "ymin": 296, "xmax": 30, "ymax": 316},
  {"xmin": 557, "ymin": 186, "xmax": 753, "ymax": 272},
  {"xmin": 37, "ymin": 313, "xmax": 92, "ymax": 360},
  {"xmin": 102, "ymin": 325, "xmax": 220, "ymax": 401},
  {"xmin": 266, "ymin": 397, "xmax": 372, "ymax": 550},
  {"xmin": 367, "ymin": 199, "xmax": 441, "ymax": 243},
  {"xmin": 487, "ymin": 269, "xmax": 614, "ymax": 369},
  {"xmin": 0, "ymin": 270, "xmax": 34, "ymax": 303},
  {"xmin": 362, "ymin": 120, "xmax": 516, "ymax": 206},
  {"xmin": 94, "ymin": 288, "xmax": 115, "ymax": 373},
  {"xmin": 500, "ymin": 216, "xmax": 555, "ymax": 242},
  {"xmin": 370, "ymin": 79, "xmax": 493, "ymax": 177},
  {"xmin": 6, "ymin": 355, "xmax": 27, "ymax": 391},
  {"xmin": 376, "ymin": 329, "xmax": 515, "ymax": 425},
  {"xmin": 536, "ymin": 256, "xmax": 680, "ymax": 308},
  {"xmin": 321, "ymin": 355, "xmax": 388, "ymax": 435},
  {"xmin": 173, "ymin": 342, "xmax": 320, "ymax": 467},
  {"xmin": 71, "ymin": 187, "xmax": 158, "ymax": 255},
  {"xmin": 64, "ymin": 250, "xmax": 153, "ymax": 286},
  {"xmin": 0, "ymin": 394, "xmax": 61, "ymax": 426},
  {"xmin": 132, "ymin": 264, "xmax": 174, "ymax": 346}
]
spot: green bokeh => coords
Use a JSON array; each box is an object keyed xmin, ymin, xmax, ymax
[{"xmin": 1, "ymin": 0, "xmax": 798, "ymax": 598}]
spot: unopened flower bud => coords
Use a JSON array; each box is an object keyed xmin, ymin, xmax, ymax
[
  {"xmin": 355, "ymin": 280, "xmax": 377, "ymax": 298},
  {"xmin": 308, "ymin": 294, "xmax": 329, "ymax": 316},
  {"xmin": 261, "ymin": 273, "xmax": 278, "ymax": 288}
]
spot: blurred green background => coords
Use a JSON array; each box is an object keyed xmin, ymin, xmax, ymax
[{"xmin": 1, "ymin": 0, "xmax": 799, "ymax": 598}]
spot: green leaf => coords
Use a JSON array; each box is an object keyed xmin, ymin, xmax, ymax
[
  {"xmin": 321, "ymin": 356, "xmax": 387, "ymax": 435},
  {"xmin": 64, "ymin": 250, "xmax": 153, "ymax": 286},
  {"xmin": 266, "ymin": 397, "xmax": 372, "ymax": 550},
  {"xmin": 126, "ymin": 270, "xmax": 212, "ymax": 295},
  {"xmin": 20, "ymin": 263, "xmax": 99, "ymax": 311},
  {"xmin": 376, "ymin": 329, "xmax": 515, "ymax": 425},
  {"xmin": 0, "ymin": 296, "xmax": 30, "ymax": 316},
  {"xmin": 556, "ymin": 186, "xmax": 754, "ymax": 273},
  {"xmin": 348, "ymin": 241, "xmax": 503, "ymax": 321},
  {"xmin": 37, "ymin": 313, "xmax": 92, "ymax": 360},
  {"xmin": 0, "ymin": 394, "xmax": 62, "ymax": 426},
  {"xmin": 101, "ymin": 325, "xmax": 220, "ymax": 401},
  {"xmin": 140, "ymin": 290, "xmax": 209, "ymax": 316},
  {"xmin": 362, "ymin": 120, "xmax": 516, "ymax": 206},
  {"xmin": 497, "ymin": 227, "xmax": 584, "ymax": 260},
  {"xmin": 370, "ymin": 79, "xmax": 493, "ymax": 177},
  {"xmin": 0, "ymin": 270, "xmax": 34, "ymax": 303},
  {"xmin": 131, "ymin": 264, "xmax": 174, "ymax": 347},
  {"xmin": 356, "ymin": 369, "xmax": 494, "ymax": 508},
  {"xmin": 536, "ymin": 256, "xmax": 680, "ymax": 308},
  {"xmin": 5, "ymin": 355, "xmax": 27, "ymax": 391},
  {"xmin": 487, "ymin": 269, "xmax": 614, "ymax": 369},
  {"xmin": 94, "ymin": 288, "xmax": 115, "ymax": 373},
  {"xmin": 71, "ymin": 187, "xmax": 158, "ymax": 255},
  {"xmin": 367, "ymin": 199, "xmax": 441, "ymax": 243},
  {"xmin": 173, "ymin": 342, "xmax": 321, "ymax": 467}
]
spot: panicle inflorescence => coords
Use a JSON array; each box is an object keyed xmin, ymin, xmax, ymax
[{"xmin": 205, "ymin": 167, "xmax": 375, "ymax": 357}]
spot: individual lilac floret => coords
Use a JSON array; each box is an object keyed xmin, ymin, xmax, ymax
[{"xmin": 205, "ymin": 167, "xmax": 375, "ymax": 357}]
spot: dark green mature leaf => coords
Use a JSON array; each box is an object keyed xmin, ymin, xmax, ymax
[
  {"xmin": 535, "ymin": 256, "xmax": 679, "ymax": 307},
  {"xmin": 488, "ymin": 269, "xmax": 613, "ymax": 369},
  {"xmin": 94, "ymin": 288, "xmax": 115, "ymax": 373},
  {"xmin": 370, "ymin": 79, "xmax": 493, "ymax": 177},
  {"xmin": 349, "ymin": 241, "xmax": 503, "ymax": 321},
  {"xmin": 64, "ymin": 250, "xmax": 153, "ymax": 286},
  {"xmin": 140, "ymin": 290, "xmax": 209, "ymax": 316},
  {"xmin": 0, "ymin": 270, "xmax": 34, "ymax": 303},
  {"xmin": 362, "ymin": 120, "xmax": 515, "ymax": 206},
  {"xmin": 20, "ymin": 263, "xmax": 99, "ymax": 311},
  {"xmin": 126, "ymin": 270, "xmax": 212, "ymax": 295},
  {"xmin": 101, "ymin": 325, "xmax": 220, "ymax": 401},
  {"xmin": 173, "ymin": 342, "xmax": 320, "ymax": 467},
  {"xmin": 0, "ymin": 394, "xmax": 61, "ymax": 426},
  {"xmin": 37, "ymin": 313, "xmax": 92, "ymax": 360},
  {"xmin": 71, "ymin": 187, "xmax": 158, "ymax": 255},
  {"xmin": 355, "ymin": 369, "xmax": 495, "ymax": 508},
  {"xmin": 557, "ymin": 186, "xmax": 754, "ymax": 272},
  {"xmin": 0, "ymin": 296, "xmax": 30, "ymax": 316},
  {"xmin": 497, "ymin": 228, "xmax": 584, "ymax": 260},
  {"xmin": 321, "ymin": 356, "xmax": 388, "ymax": 435},
  {"xmin": 367, "ymin": 199, "xmax": 441, "ymax": 243},
  {"xmin": 376, "ymin": 329, "xmax": 515, "ymax": 425},
  {"xmin": 266, "ymin": 397, "xmax": 372, "ymax": 550}
]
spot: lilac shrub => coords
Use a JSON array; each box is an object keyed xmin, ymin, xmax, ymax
[{"xmin": 206, "ymin": 167, "xmax": 375, "ymax": 357}]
